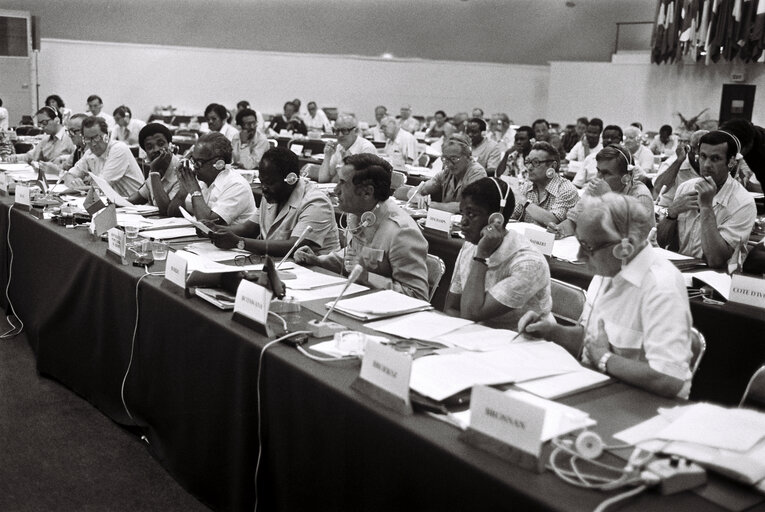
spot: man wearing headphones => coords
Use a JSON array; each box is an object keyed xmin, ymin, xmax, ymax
[
  {"xmin": 466, "ymin": 118, "xmax": 501, "ymax": 176},
  {"xmin": 445, "ymin": 177, "xmax": 552, "ymax": 331},
  {"xmin": 127, "ymin": 123, "xmax": 184, "ymax": 217},
  {"xmin": 520, "ymin": 193, "xmax": 693, "ymax": 399},
  {"xmin": 231, "ymin": 108, "xmax": 270, "ymax": 170},
  {"xmin": 510, "ymin": 141, "xmax": 579, "ymax": 227},
  {"xmin": 206, "ymin": 147, "xmax": 340, "ymax": 256},
  {"xmin": 295, "ymin": 153, "xmax": 429, "ymax": 300},
  {"xmin": 111, "ymin": 105, "xmax": 146, "ymax": 149},
  {"xmin": 409, "ymin": 134, "xmax": 487, "ymax": 213},
  {"xmin": 552, "ymin": 145, "xmax": 654, "ymax": 238},
  {"xmin": 9, "ymin": 106, "xmax": 75, "ymax": 172},
  {"xmin": 658, "ymin": 130, "xmax": 756, "ymax": 269},
  {"xmin": 178, "ymin": 132, "xmax": 257, "ymax": 226}
]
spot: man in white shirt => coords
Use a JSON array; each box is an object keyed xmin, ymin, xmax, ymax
[
  {"xmin": 0, "ymin": 98, "xmax": 8, "ymax": 130},
  {"xmin": 653, "ymin": 130, "xmax": 706, "ymax": 206},
  {"xmin": 488, "ymin": 113, "xmax": 515, "ymax": 153},
  {"xmin": 86, "ymin": 95, "xmax": 115, "ymax": 131},
  {"xmin": 649, "ymin": 125, "xmax": 678, "ymax": 157},
  {"xmin": 369, "ymin": 105, "xmax": 388, "ymax": 142},
  {"xmin": 204, "ymin": 103, "xmax": 239, "ymax": 141},
  {"xmin": 127, "ymin": 123, "xmax": 184, "ymax": 217},
  {"xmin": 303, "ymin": 102, "xmax": 332, "ymax": 133},
  {"xmin": 318, "ymin": 114, "xmax": 376, "ymax": 183},
  {"xmin": 10, "ymin": 106, "xmax": 75, "ymax": 174},
  {"xmin": 466, "ymin": 118, "xmax": 501, "ymax": 175},
  {"xmin": 399, "ymin": 104, "xmax": 413, "ymax": 126},
  {"xmin": 231, "ymin": 108, "xmax": 269, "ymax": 170},
  {"xmin": 566, "ymin": 118, "xmax": 603, "ymax": 162},
  {"xmin": 63, "ymin": 116, "xmax": 143, "ymax": 196},
  {"xmin": 178, "ymin": 131, "xmax": 257, "ymax": 226},
  {"xmin": 235, "ymin": 100, "xmax": 265, "ymax": 132},
  {"xmin": 111, "ymin": 106, "xmax": 146, "ymax": 148},
  {"xmin": 623, "ymin": 126, "xmax": 654, "ymax": 174},
  {"xmin": 382, "ymin": 117, "xmax": 418, "ymax": 165},
  {"xmin": 572, "ymin": 121, "xmax": 610, "ymax": 188}
]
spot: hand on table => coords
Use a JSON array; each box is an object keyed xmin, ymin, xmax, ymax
[
  {"xmin": 294, "ymin": 246, "xmax": 319, "ymax": 265},
  {"xmin": 517, "ymin": 311, "xmax": 556, "ymax": 339},
  {"xmin": 584, "ymin": 319, "xmax": 610, "ymax": 364},
  {"xmin": 62, "ymin": 173, "xmax": 86, "ymax": 189},
  {"xmin": 208, "ymin": 228, "xmax": 240, "ymax": 249}
]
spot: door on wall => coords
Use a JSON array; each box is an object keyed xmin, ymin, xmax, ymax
[
  {"xmin": 0, "ymin": 10, "xmax": 33, "ymax": 127},
  {"xmin": 719, "ymin": 84, "xmax": 756, "ymax": 125}
]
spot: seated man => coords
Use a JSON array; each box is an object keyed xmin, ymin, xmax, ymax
[
  {"xmin": 268, "ymin": 101, "xmax": 307, "ymax": 136},
  {"xmin": 409, "ymin": 134, "xmax": 486, "ymax": 213},
  {"xmin": 425, "ymin": 110, "xmax": 448, "ymax": 139},
  {"xmin": 231, "ymin": 108, "xmax": 269, "ymax": 170},
  {"xmin": 369, "ymin": 105, "xmax": 388, "ymax": 142},
  {"xmin": 451, "ymin": 112, "xmax": 469, "ymax": 134},
  {"xmin": 295, "ymin": 153, "xmax": 429, "ymax": 300},
  {"xmin": 653, "ymin": 130, "xmax": 706, "ymax": 207},
  {"xmin": 649, "ymin": 124, "xmax": 678, "ymax": 157},
  {"xmin": 62, "ymin": 116, "xmax": 144, "ymax": 196},
  {"xmin": 553, "ymin": 145, "xmax": 654, "ymax": 238},
  {"xmin": 9, "ymin": 106, "xmax": 75, "ymax": 174},
  {"xmin": 318, "ymin": 114, "xmax": 376, "ymax": 183},
  {"xmin": 111, "ymin": 106, "xmax": 146, "ymax": 148},
  {"xmin": 207, "ymin": 147, "xmax": 340, "ymax": 256},
  {"xmin": 573, "ymin": 122, "xmax": 617, "ymax": 189},
  {"xmin": 445, "ymin": 178, "xmax": 552, "ymax": 331},
  {"xmin": 52, "ymin": 113, "xmax": 88, "ymax": 172},
  {"xmin": 623, "ymin": 126, "xmax": 654, "ymax": 173},
  {"xmin": 532, "ymin": 118, "xmax": 563, "ymax": 157},
  {"xmin": 657, "ymin": 130, "xmax": 757, "ymax": 269},
  {"xmin": 466, "ymin": 118, "xmax": 501, "ymax": 176},
  {"xmin": 303, "ymin": 101, "xmax": 332, "ymax": 133},
  {"xmin": 127, "ymin": 123, "xmax": 184, "ymax": 217},
  {"xmin": 565, "ymin": 117, "xmax": 603, "ymax": 163},
  {"xmin": 561, "ymin": 117, "xmax": 588, "ymax": 153},
  {"xmin": 510, "ymin": 142, "xmax": 579, "ymax": 226},
  {"xmin": 600, "ymin": 124, "xmax": 645, "ymax": 182},
  {"xmin": 235, "ymin": 100, "xmax": 265, "ymax": 132},
  {"xmin": 382, "ymin": 117, "xmax": 418, "ymax": 164},
  {"xmin": 86, "ymin": 95, "xmax": 115, "ymax": 130},
  {"xmin": 178, "ymin": 132, "xmax": 257, "ymax": 226},
  {"xmin": 520, "ymin": 193, "xmax": 693, "ymax": 399},
  {"xmin": 720, "ymin": 118, "xmax": 765, "ymax": 188},
  {"xmin": 488, "ymin": 113, "xmax": 515, "ymax": 153},
  {"xmin": 204, "ymin": 103, "xmax": 239, "ymax": 141},
  {"xmin": 496, "ymin": 125, "xmax": 534, "ymax": 178}
]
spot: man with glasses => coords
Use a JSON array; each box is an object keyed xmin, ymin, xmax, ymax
[
  {"xmin": 177, "ymin": 132, "xmax": 256, "ymax": 226},
  {"xmin": 304, "ymin": 101, "xmax": 332, "ymax": 133},
  {"xmin": 318, "ymin": 114, "xmax": 376, "ymax": 183},
  {"xmin": 206, "ymin": 147, "xmax": 340, "ymax": 255},
  {"xmin": 409, "ymin": 134, "xmax": 486, "ymax": 213},
  {"xmin": 232, "ymin": 108, "xmax": 269, "ymax": 170},
  {"xmin": 510, "ymin": 141, "xmax": 579, "ymax": 227},
  {"xmin": 9, "ymin": 106, "xmax": 75, "ymax": 173},
  {"xmin": 62, "ymin": 116, "xmax": 143, "ymax": 196},
  {"xmin": 466, "ymin": 118, "xmax": 501, "ymax": 176},
  {"xmin": 623, "ymin": 126, "xmax": 654, "ymax": 174},
  {"xmin": 653, "ymin": 130, "xmax": 706, "ymax": 207}
]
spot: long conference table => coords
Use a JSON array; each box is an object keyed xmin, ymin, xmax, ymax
[{"xmin": 1, "ymin": 198, "xmax": 764, "ymax": 512}]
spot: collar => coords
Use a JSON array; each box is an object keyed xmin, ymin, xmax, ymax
[
  {"xmin": 50, "ymin": 127, "xmax": 66, "ymax": 141},
  {"xmin": 266, "ymin": 178, "xmax": 306, "ymax": 214},
  {"xmin": 542, "ymin": 174, "xmax": 566, "ymax": 195},
  {"xmin": 615, "ymin": 244, "xmax": 654, "ymax": 288},
  {"xmin": 713, "ymin": 175, "xmax": 737, "ymax": 208}
]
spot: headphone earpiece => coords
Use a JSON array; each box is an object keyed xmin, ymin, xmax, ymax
[
  {"xmin": 573, "ymin": 431, "xmax": 604, "ymax": 460},
  {"xmin": 284, "ymin": 172, "xmax": 298, "ymax": 185},
  {"xmin": 488, "ymin": 212, "xmax": 505, "ymax": 227},
  {"xmin": 611, "ymin": 195, "xmax": 635, "ymax": 261},
  {"xmin": 620, "ymin": 174, "xmax": 632, "ymax": 186},
  {"xmin": 359, "ymin": 210, "xmax": 377, "ymax": 228},
  {"xmin": 545, "ymin": 167, "xmax": 556, "ymax": 179},
  {"xmin": 488, "ymin": 177, "xmax": 511, "ymax": 226},
  {"xmin": 213, "ymin": 160, "xmax": 225, "ymax": 170}
]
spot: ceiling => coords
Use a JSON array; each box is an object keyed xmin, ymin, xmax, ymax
[{"xmin": 1, "ymin": 0, "xmax": 658, "ymax": 65}]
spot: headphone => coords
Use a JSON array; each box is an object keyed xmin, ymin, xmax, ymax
[
  {"xmin": 284, "ymin": 172, "xmax": 298, "ymax": 185},
  {"xmin": 717, "ymin": 130, "xmax": 744, "ymax": 163},
  {"xmin": 611, "ymin": 145, "xmax": 635, "ymax": 186},
  {"xmin": 213, "ymin": 160, "xmax": 225, "ymax": 170},
  {"xmin": 555, "ymin": 431, "xmax": 604, "ymax": 460},
  {"xmin": 488, "ymin": 178, "xmax": 511, "ymax": 227},
  {"xmin": 40, "ymin": 105, "xmax": 61, "ymax": 122},
  {"xmin": 339, "ymin": 207, "xmax": 378, "ymax": 236},
  {"xmin": 611, "ymin": 195, "xmax": 635, "ymax": 261}
]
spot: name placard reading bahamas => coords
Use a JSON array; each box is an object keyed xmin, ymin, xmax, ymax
[{"xmin": 358, "ymin": 340, "xmax": 412, "ymax": 406}]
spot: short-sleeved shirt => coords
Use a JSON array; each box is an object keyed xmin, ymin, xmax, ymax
[
  {"xmin": 232, "ymin": 131, "xmax": 269, "ymax": 170},
  {"xmin": 449, "ymin": 230, "xmax": 552, "ymax": 331},
  {"xmin": 511, "ymin": 174, "xmax": 580, "ymax": 225},
  {"xmin": 185, "ymin": 167, "xmax": 257, "ymax": 226},
  {"xmin": 69, "ymin": 140, "xmax": 144, "ymax": 197},
  {"xmin": 137, "ymin": 155, "xmax": 181, "ymax": 205},
  {"xmin": 111, "ymin": 118, "xmax": 146, "ymax": 147},
  {"xmin": 384, "ymin": 129, "xmax": 418, "ymax": 163},
  {"xmin": 471, "ymin": 137, "xmax": 502, "ymax": 175},
  {"xmin": 649, "ymin": 135, "xmax": 678, "ymax": 157},
  {"xmin": 580, "ymin": 245, "xmax": 693, "ymax": 398},
  {"xmin": 567, "ymin": 180, "xmax": 655, "ymax": 227},
  {"xmin": 655, "ymin": 156, "xmax": 699, "ymax": 207},
  {"xmin": 675, "ymin": 176, "xmax": 757, "ymax": 267},
  {"xmin": 423, "ymin": 160, "xmax": 487, "ymax": 204},
  {"xmin": 19, "ymin": 127, "xmax": 75, "ymax": 163},
  {"xmin": 252, "ymin": 179, "xmax": 340, "ymax": 255},
  {"xmin": 566, "ymin": 141, "xmax": 602, "ymax": 163},
  {"xmin": 217, "ymin": 123, "xmax": 239, "ymax": 142},
  {"xmin": 633, "ymin": 145, "xmax": 655, "ymax": 175},
  {"xmin": 325, "ymin": 136, "xmax": 378, "ymax": 182},
  {"xmin": 571, "ymin": 149, "xmax": 601, "ymax": 188}
]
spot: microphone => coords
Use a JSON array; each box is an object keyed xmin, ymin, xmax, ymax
[
  {"xmin": 321, "ymin": 264, "xmax": 363, "ymax": 323},
  {"xmin": 277, "ymin": 225, "xmax": 313, "ymax": 270},
  {"xmin": 307, "ymin": 264, "xmax": 363, "ymax": 338}
]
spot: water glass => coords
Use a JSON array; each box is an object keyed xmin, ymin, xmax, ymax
[{"xmin": 151, "ymin": 240, "xmax": 169, "ymax": 261}]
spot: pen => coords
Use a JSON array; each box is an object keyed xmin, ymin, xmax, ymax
[{"xmin": 511, "ymin": 329, "xmax": 525, "ymax": 342}]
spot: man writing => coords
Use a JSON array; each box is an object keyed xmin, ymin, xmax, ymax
[{"xmin": 9, "ymin": 106, "xmax": 75, "ymax": 174}]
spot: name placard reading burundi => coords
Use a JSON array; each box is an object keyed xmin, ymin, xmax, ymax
[
  {"xmin": 234, "ymin": 279, "xmax": 272, "ymax": 327},
  {"xmin": 107, "ymin": 227, "xmax": 127, "ymax": 259},
  {"xmin": 424, "ymin": 207, "xmax": 452, "ymax": 234},
  {"xmin": 358, "ymin": 340, "xmax": 412, "ymax": 407},
  {"xmin": 468, "ymin": 385, "xmax": 547, "ymax": 457},
  {"xmin": 729, "ymin": 274, "xmax": 765, "ymax": 309},
  {"xmin": 164, "ymin": 251, "xmax": 188, "ymax": 289},
  {"xmin": 524, "ymin": 228, "xmax": 555, "ymax": 256},
  {"xmin": 14, "ymin": 184, "xmax": 30, "ymax": 206}
]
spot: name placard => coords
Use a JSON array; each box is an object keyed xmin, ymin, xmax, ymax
[
  {"xmin": 358, "ymin": 341, "xmax": 412, "ymax": 407},
  {"xmin": 424, "ymin": 207, "xmax": 452, "ymax": 233},
  {"xmin": 234, "ymin": 279, "xmax": 272, "ymax": 326},
  {"xmin": 107, "ymin": 227, "xmax": 126, "ymax": 258},
  {"xmin": 15, "ymin": 184, "xmax": 30, "ymax": 206},
  {"xmin": 0, "ymin": 173, "xmax": 8, "ymax": 193},
  {"xmin": 524, "ymin": 227, "xmax": 555, "ymax": 256},
  {"xmin": 729, "ymin": 274, "xmax": 765, "ymax": 309},
  {"xmin": 164, "ymin": 250, "xmax": 188, "ymax": 289},
  {"xmin": 290, "ymin": 144, "xmax": 303, "ymax": 156},
  {"xmin": 91, "ymin": 203, "xmax": 117, "ymax": 236},
  {"xmin": 468, "ymin": 385, "xmax": 546, "ymax": 457}
]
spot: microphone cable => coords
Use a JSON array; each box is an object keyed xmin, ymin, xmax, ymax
[{"xmin": 2, "ymin": 204, "xmax": 24, "ymax": 339}]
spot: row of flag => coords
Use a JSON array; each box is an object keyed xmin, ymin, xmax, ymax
[{"xmin": 652, "ymin": 0, "xmax": 765, "ymax": 64}]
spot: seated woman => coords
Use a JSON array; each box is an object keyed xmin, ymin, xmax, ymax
[
  {"xmin": 445, "ymin": 177, "xmax": 552, "ymax": 331},
  {"xmin": 519, "ymin": 193, "xmax": 693, "ymax": 398}
]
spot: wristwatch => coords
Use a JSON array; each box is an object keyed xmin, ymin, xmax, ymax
[
  {"xmin": 236, "ymin": 238, "xmax": 245, "ymax": 250},
  {"xmin": 597, "ymin": 352, "xmax": 613, "ymax": 373},
  {"xmin": 472, "ymin": 256, "xmax": 488, "ymax": 265},
  {"xmin": 190, "ymin": 191, "xmax": 203, "ymax": 198}
]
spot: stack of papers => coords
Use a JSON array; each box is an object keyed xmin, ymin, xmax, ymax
[
  {"xmin": 326, "ymin": 289, "xmax": 433, "ymax": 321},
  {"xmin": 116, "ymin": 204, "xmax": 159, "ymax": 216},
  {"xmin": 184, "ymin": 241, "xmax": 250, "ymax": 262},
  {"xmin": 366, "ymin": 311, "xmax": 473, "ymax": 341},
  {"xmin": 143, "ymin": 227, "xmax": 200, "ymax": 240},
  {"xmin": 514, "ymin": 369, "xmax": 611, "ymax": 399},
  {"xmin": 433, "ymin": 323, "xmax": 520, "ymax": 351}
]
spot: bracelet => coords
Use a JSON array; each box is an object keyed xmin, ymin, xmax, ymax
[
  {"xmin": 190, "ymin": 191, "xmax": 203, "ymax": 198},
  {"xmin": 472, "ymin": 256, "xmax": 488, "ymax": 265},
  {"xmin": 597, "ymin": 352, "xmax": 613, "ymax": 373}
]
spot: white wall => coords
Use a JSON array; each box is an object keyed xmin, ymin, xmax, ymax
[
  {"xmin": 547, "ymin": 58, "xmax": 765, "ymax": 133},
  {"xmin": 37, "ymin": 38, "xmax": 549, "ymax": 125}
]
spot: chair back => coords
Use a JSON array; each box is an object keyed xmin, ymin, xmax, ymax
[
  {"xmin": 425, "ymin": 254, "xmax": 446, "ymax": 302},
  {"xmin": 550, "ymin": 278, "xmax": 586, "ymax": 325},
  {"xmin": 15, "ymin": 126, "xmax": 43, "ymax": 136},
  {"xmin": 371, "ymin": 140, "xmax": 386, "ymax": 149},
  {"xmin": 391, "ymin": 170, "xmax": 406, "ymax": 190},
  {"xmin": 689, "ymin": 327, "xmax": 706, "ymax": 376},
  {"xmin": 740, "ymin": 365, "xmax": 765, "ymax": 409}
]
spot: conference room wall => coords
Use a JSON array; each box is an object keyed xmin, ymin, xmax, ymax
[
  {"xmin": 37, "ymin": 38, "xmax": 550, "ymax": 125},
  {"xmin": 547, "ymin": 60, "xmax": 765, "ymax": 133}
]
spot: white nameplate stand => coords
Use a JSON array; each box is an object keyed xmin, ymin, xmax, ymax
[
  {"xmin": 90, "ymin": 203, "xmax": 118, "ymax": 236},
  {"xmin": 290, "ymin": 144, "xmax": 303, "ymax": 156},
  {"xmin": 423, "ymin": 207, "xmax": 452, "ymax": 239},
  {"xmin": 524, "ymin": 228, "xmax": 555, "ymax": 256},
  {"xmin": 164, "ymin": 251, "xmax": 188, "ymax": 289},
  {"xmin": 351, "ymin": 341, "xmax": 413, "ymax": 415},
  {"xmin": 107, "ymin": 227, "xmax": 127, "ymax": 261},
  {"xmin": 232, "ymin": 279, "xmax": 273, "ymax": 337},
  {"xmin": 729, "ymin": 274, "xmax": 765, "ymax": 309},
  {"xmin": 14, "ymin": 184, "xmax": 30, "ymax": 208},
  {"xmin": 0, "ymin": 173, "xmax": 8, "ymax": 194},
  {"xmin": 459, "ymin": 385, "xmax": 546, "ymax": 473}
]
